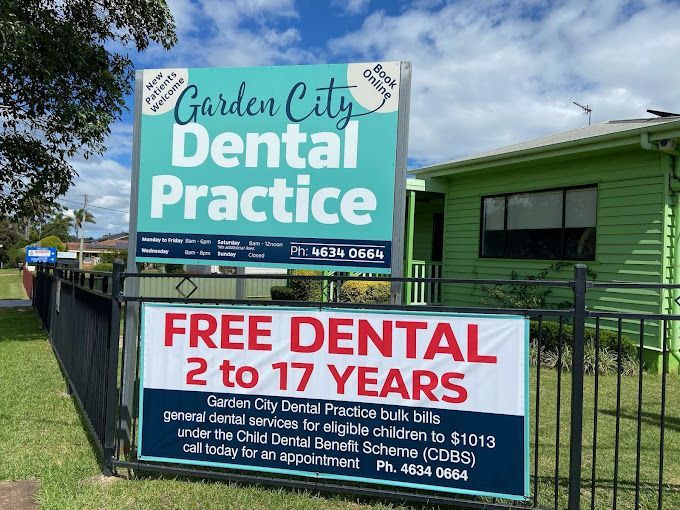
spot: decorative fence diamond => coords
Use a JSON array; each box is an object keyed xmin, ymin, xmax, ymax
[{"xmin": 175, "ymin": 277, "xmax": 198, "ymax": 298}]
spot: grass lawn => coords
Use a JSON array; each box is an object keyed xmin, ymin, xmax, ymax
[
  {"xmin": 0, "ymin": 307, "xmax": 396, "ymax": 510},
  {"xmin": 0, "ymin": 306, "xmax": 678, "ymax": 509},
  {"xmin": 0, "ymin": 268, "xmax": 28, "ymax": 299},
  {"xmin": 533, "ymin": 368, "xmax": 680, "ymax": 509}
]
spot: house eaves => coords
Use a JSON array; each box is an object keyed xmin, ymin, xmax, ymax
[{"xmin": 414, "ymin": 119, "xmax": 680, "ymax": 178}]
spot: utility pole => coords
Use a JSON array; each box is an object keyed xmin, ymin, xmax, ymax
[{"xmin": 79, "ymin": 194, "xmax": 88, "ymax": 269}]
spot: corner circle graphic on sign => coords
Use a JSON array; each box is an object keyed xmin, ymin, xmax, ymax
[
  {"xmin": 142, "ymin": 68, "xmax": 189, "ymax": 116},
  {"xmin": 346, "ymin": 62, "xmax": 400, "ymax": 114}
]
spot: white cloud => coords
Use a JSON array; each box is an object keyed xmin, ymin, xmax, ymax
[
  {"xmin": 165, "ymin": 0, "xmax": 199, "ymax": 37},
  {"xmin": 59, "ymin": 156, "xmax": 131, "ymax": 238},
  {"xmin": 139, "ymin": 0, "xmax": 314, "ymax": 68},
  {"xmin": 101, "ymin": 122, "xmax": 134, "ymax": 160},
  {"xmin": 329, "ymin": 0, "xmax": 680, "ymax": 165},
  {"xmin": 332, "ymin": 0, "xmax": 371, "ymax": 15}
]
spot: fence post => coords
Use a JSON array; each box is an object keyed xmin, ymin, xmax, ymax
[
  {"xmin": 235, "ymin": 266, "xmax": 246, "ymax": 300},
  {"xmin": 103, "ymin": 260, "xmax": 123, "ymax": 474},
  {"xmin": 568, "ymin": 264, "xmax": 587, "ymax": 509}
]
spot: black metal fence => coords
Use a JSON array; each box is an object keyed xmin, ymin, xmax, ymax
[
  {"xmin": 30, "ymin": 264, "xmax": 677, "ymax": 510},
  {"xmin": 32, "ymin": 264, "xmax": 122, "ymax": 472}
]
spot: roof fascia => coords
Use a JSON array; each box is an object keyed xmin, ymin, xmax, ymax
[{"xmin": 417, "ymin": 135, "xmax": 640, "ymax": 178}]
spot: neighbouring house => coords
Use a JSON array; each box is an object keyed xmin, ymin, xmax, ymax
[
  {"xmin": 67, "ymin": 233, "xmax": 129, "ymax": 269},
  {"xmin": 407, "ymin": 115, "xmax": 680, "ymax": 372},
  {"xmin": 98, "ymin": 232, "xmax": 129, "ymax": 248}
]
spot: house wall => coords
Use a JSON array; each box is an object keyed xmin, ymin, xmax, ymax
[{"xmin": 440, "ymin": 147, "xmax": 669, "ymax": 352}]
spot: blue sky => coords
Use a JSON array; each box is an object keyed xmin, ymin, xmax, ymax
[{"xmin": 59, "ymin": 0, "xmax": 680, "ymax": 237}]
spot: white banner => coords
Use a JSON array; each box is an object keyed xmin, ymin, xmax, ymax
[{"xmin": 141, "ymin": 305, "xmax": 527, "ymax": 416}]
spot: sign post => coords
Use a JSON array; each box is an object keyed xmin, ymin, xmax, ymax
[
  {"xmin": 25, "ymin": 246, "xmax": 57, "ymax": 264},
  {"xmin": 121, "ymin": 73, "xmax": 145, "ymax": 455},
  {"xmin": 390, "ymin": 61, "xmax": 411, "ymax": 304}
]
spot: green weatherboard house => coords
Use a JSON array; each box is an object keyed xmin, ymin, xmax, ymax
[{"xmin": 406, "ymin": 115, "xmax": 680, "ymax": 373}]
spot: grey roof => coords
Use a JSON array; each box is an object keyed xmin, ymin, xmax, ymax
[{"xmin": 415, "ymin": 116, "xmax": 680, "ymax": 176}]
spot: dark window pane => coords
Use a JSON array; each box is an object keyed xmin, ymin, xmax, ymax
[
  {"xmin": 507, "ymin": 228, "xmax": 562, "ymax": 259},
  {"xmin": 482, "ymin": 230, "xmax": 506, "ymax": 257},
  {"xmin": 564, "ymin": 227, "xmax": 596, "ymax": 260}
]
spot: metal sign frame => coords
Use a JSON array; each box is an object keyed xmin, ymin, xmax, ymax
[{"xmin": 122, "ymin": 62, "xmax": 412, "ymax": 451}]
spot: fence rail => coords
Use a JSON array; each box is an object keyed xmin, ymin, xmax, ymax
[{"xmin": 30, "ymin": 263, "xmax": 678, "ymax": 510}]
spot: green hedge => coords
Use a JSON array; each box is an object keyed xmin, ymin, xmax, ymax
[
  {"xmin": 289, "ymin": 270, "xmax": 323, "ymax": 302},
  {"xmin": 92, "ymin": 262, "xmax": 113, "ymax": 272},
  {"xmin": 530, "ymin": 320, "xmax": 637, "ymax": 360},
  {"xmin": 164, "ymin": 263, "xmax": 184, "ymax": 273},
  {"xmin": 270, "ymin": 286, "xmax": 294, "ymax": 300},
  {"xmin": 338, "ymin": 280, "xmax": 390, "ymax": 304}
]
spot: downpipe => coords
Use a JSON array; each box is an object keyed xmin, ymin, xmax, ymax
[
  {"xmin": 641, "ymin": 133, "xmax": 680, "ymax": 367},
  {"xmin": 667, "ymin": 175, "xmax": 680, "ymax": 367}
]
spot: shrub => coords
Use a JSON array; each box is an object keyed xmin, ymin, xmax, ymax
[
  {"xmin": 289, "ymin": 270, "xmax": 323, "ymax": 302},
  {"xmin": 92, "ymin": 262, "xmax": 113, "ymax": 272},
  {"xmin": 99, "ymin": 249, "xmax": 127, "ymax": 263},
  {"xmin": 529, "ymin": 320, "xmax": 637, "ymax": 360},
  {"xmin": 529, "ymin": 321, "xmax": 640, "ymax": 375},
  {"xmin": 543, "ymin": 344, "xmax": 572, "ymax": 372},
  {"xmin": 481, "ymin": 262, "xmax": 570, "ymax": 309},
  {"xmin": 620, "ymin": 356, "xmax": 641, "ymax": 376},
  {"xmin": 8, "ymin": 246, "xmax": 24, "ymax": 267},
  {"xmin": 588, "ymin": 327, "xmax": 638, "ymax": 360},
  {"xmin": 480, "ymin": 261, "xmax": 597, "ymax": 310},
  {"xmin": 35, "ymin": 235, "xmax": 66, "ymax": 252},
  {"xmin": 270, "ymin": 286, "xmax": 294, "ymax": 301},
  {"xmin": 583, "ymin": 343, "xmax": 618, "ymax": 375},
  {"xmin": 338, "ymin": 280, "xmax": 391, "ymax": 304}
]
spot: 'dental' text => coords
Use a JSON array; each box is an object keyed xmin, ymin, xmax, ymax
[{"xmin": 149, "ymin": 77, "xmax": 382, "ymax": 226}]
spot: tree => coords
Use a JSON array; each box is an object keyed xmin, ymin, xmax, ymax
[
  {"xmin": 0, "ymin": 0, "xmax": 176, "ymax": 220},
  {"xmin": 0, "ymin": 220, "xmax": 22, "ymax": 264},
  {"xmin": 74, "ymin": 207, "xmax": 95, "ymax": 267},
  {"xmin": 33, "ymin": 210, "xmax": 74, "ymax": 242},
  {"xmin": 50, "ymin": 211, "xmax": 75, "ymax": 241},
  {"xmin": 73, "ymin": 208, "xmax": 95, "ymax": 239},
  {"xmin": 35, "ymin": 235, "xmax": 65, "ymax": 252}
]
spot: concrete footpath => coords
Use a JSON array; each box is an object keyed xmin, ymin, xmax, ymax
[
  {"xmin": 0, "ymin": 300, "xmax": 31, "ymax": 308},
  {"xmin": 0, "ymin": 480, "xmax": 38, "ymax": 509}
]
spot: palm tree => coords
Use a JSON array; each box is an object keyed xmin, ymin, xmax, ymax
[
  {"xmin": 73, "ymin": 208, "xmax": 95, "ymax": 237},
  {"xmin": 74, "ymin": 208, "xmax": 95, "ymax": 268}
]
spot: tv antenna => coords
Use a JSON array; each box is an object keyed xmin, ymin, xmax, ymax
[{"xmin": 573, "ymin": 102, "xmax": 592, "ymax": 125}]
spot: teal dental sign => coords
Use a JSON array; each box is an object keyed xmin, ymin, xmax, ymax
[{"xmin": 132, "ymin": 63, "xmax": 407, "ymax": 272}]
